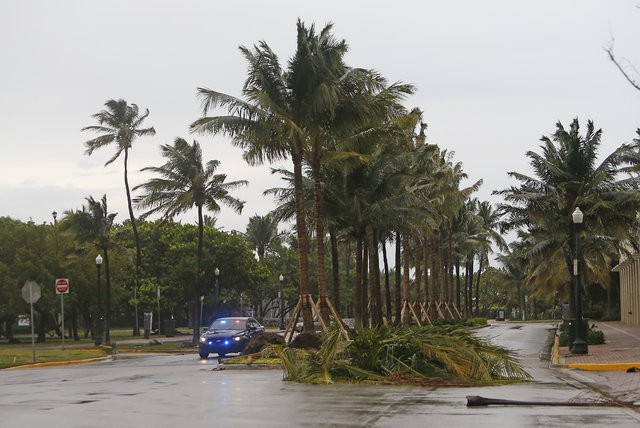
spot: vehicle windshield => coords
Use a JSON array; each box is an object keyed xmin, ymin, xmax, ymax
[{"xmin": 209, "ymin": 318, "xmax": 247, "ymax": 330}]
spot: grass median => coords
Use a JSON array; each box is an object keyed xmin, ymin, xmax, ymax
[{"xmin": 0, "ymin": 329, "xmax": 198, "ymax": 369}]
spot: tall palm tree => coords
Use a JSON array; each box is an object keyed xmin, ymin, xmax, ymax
[
  {"xmin": 471, "ymin": 201, "xmax": 507, "ymax": 315},
  {"xmin": 61, "ymin": 195, "xmax": 116, "ymax": 344},
  {"xmin": 495, "ymin": 118, "xmax": 640, "ymax": 308},
  {"xmin": 82, "ymin": 99, "xmax": 156, "ymax": 334},
  {"xmin": 133, "ymin": 137, "xmax": 247, "ymax": 344},
  {"xmin": 190, "ymin": 21, "xmax": 349, "ymax": 332}
]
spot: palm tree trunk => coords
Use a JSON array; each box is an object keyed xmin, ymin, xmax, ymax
[
  {"xmin": 414, "ymin": 242, "xmax": 423, "ymax": 305},
  {"xmin": 401, "ymin": 231, "xmax": 411, "ymax": 326},
  {"xmin": 467, "ymin": 256, "xmax": 474, "ymax": 317},
  {"xmin": 192, "ymin": 205, "xmax": 204, "ymax": 345},
  {"xmin": 463, "ymin": 260, "xmax": 469, "ymax": 317},
  {"xmin": 382, "ymin": 238, "xmax": 392, "ymax": 322},
  {"xmin": 123, "ymin": 148, "xmax": 141, "ymax": 336},
  {"xmin": 423, "ymin": 237, "xmax": 430, "ymax": 305},
  {"xmin": 430, "ymin": 232, "xmax": 439, "ymax": 308},
  {"xmin": 475, "ymin": 256, "xmax": 484, "ymax": 316},
  {"xmin": 362, "ymin": 233, "xmax": 369, "ymax": 328},
  {"xmin": 394, "ymin": 231, "xmax": 402, "ymax": 325},
  {"xmin": 311, "ymin": 151, "xmax": 330, "ymax": 324},
  {"xmin": 455, "ymin": 259, "xmax": 461, "ymax": 312},
  {"xmin": 447, "ymin": 220, "xmax": 454, "ymax": 306},
  {"xmin": 329, "ymin": 225, "xmax": 341, "ymax": 316},
  {"xmin": 292, "ymin": 145, "xmax": 314, "ymax": 332},
  {"xmin": 354, "ymin": 234, "xmax": 364, "ymax": 329},
  {"xmin": 369, "ymin": 227, "xmax": 383, "ymax": 327}
]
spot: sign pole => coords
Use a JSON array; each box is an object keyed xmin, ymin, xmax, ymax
[
  {"xmin": 21, "ymin": 281, "xmax": 41, "ymax": 363},
  {"xmin": 30, "ymin": 291, "xmax": 35, "ymax": 363},
  {"xmin": 61, "ymin": 294, "xmax": 65, "ymax": 350},
  {"xmin": 54, "ymin": 279, "xmax": 69, "ymax": 350}
]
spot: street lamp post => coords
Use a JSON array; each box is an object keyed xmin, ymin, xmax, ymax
[
  {"xmin": 571, "ymin": 207, "xmax": 588, "ymax": 354},
  {"xmin": 52, "ymin": 210, "xmax": 63, "ymax": 348},
  {"xmin": 279, "ymin": 274, "xmax": 285, "ymax": 330},
  {"xmin": 199, "ymin": 295, "xmax": 205, "ymax": 333},
  {"xmin": 214, "ymin": 267, "xmax": 220, "ymax": 314},
  {"xmin": 95, "ymin": 254, "xmax": 103, "ymax": 346}
]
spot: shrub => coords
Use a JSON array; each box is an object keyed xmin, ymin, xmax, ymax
[
  {"xmin": 434, "ymin": 317, "xmax": 487, "ymax": 328},
  {"xmin": 557, "ymin": 321, "xmax": 604, "ymax": 346}
]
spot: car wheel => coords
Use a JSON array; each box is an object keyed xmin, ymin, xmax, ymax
[{"xmin": 199, "ymin": 351, "xmax": 209, "ymax": 359}]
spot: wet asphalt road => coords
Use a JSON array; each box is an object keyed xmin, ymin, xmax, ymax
[{"xmin": 2, "ymin": 322, "xmax": 640, "ymax": 427}]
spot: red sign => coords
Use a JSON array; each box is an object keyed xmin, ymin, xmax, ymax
[{"xmin": 55, "ymin": 278, "xmax": 69, "ymax": 295}]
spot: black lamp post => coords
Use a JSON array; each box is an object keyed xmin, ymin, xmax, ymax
[
  {"xmin": 571, "ymin": 207, "xmax": 588, "ymax": 354},
  {"xmin": 95, "ymin": 254, "xmax": 103, "ymax": 346},
  {"xmin": 214, "ymin": 267, "xmax": 220, "ymax": 309},
  {"xmin": 199, "ymin": 295, "xmax": 204, "ymax": 333},
  {"xmin": 279, "ymin": 274, "xmax": 285, "ymax": 330}
]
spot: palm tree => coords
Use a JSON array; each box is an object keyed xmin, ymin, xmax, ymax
[
  {"xmin": 82, "ymin": 99, "xmax": 155, "ymax": 334},
  {"xmin": 471, "ymin": 201, "xmax": 507, "ymax": 315},
  {"xmin": 133, "ymin": 137, "xmax": 247, "ymax": 344},
  {"xmin": 191, "ymin": 20, "xmax": 347, "ymax": 332},
  {"xmin": 61, "ymin": 195, "xmax": 116, "ymax": 344},
  {"xmin": 241, "ymin": 214, "xmax": 283, "ymax": 261},
  {"xmin": 495, "ymin": 118, "xmax": 640, "ymax": 311}
]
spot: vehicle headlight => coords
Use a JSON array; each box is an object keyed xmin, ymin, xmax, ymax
[
  {"xmin": 233, "ymin": 336, "xmax": 241, "ymax": 342},
  {"xmin": 199, "ymin": 336, "xmax": 206, "ymax": 343}
]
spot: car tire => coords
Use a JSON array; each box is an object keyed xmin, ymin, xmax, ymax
[{"xmin": 199, "ymin": 351, "xmax": 209, "ymax": 359}]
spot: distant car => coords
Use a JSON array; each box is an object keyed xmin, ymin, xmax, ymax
[{"xmin": 198, "ymin": 317, "xmax": 264, "ymax": 359}]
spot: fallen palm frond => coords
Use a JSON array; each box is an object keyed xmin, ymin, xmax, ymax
[{"xmin": 277, "ymin": 324, "xmax": 531, "ymax": 385}]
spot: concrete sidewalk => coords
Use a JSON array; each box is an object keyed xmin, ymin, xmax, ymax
[
  {"xmin": 556, "ymin": 321, "xmax": 640, "ymax": 370},
  {"xmin": 554, "ymin": 320, "xmax": 640, "ymax": 405}
]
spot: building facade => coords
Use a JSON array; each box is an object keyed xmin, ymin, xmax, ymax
[{"xmin": 612, "ymin": 255, "xmax": 640, "ymax": 325}]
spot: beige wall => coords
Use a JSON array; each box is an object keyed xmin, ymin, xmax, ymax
[{"xmin": 612, "ymin": 255, "xmax": 640, "ymax": 326}]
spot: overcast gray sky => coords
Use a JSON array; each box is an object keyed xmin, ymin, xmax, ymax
[{"xmin": 1, "ymin": 1, "xmax": 639, "ymax": 235}]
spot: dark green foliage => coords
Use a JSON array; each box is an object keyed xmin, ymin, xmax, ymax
[
  {"xmin": 558, "ymin": 321, "xmax": 605, "ymax": 346},
  {"xmin": 588, "ymin": 326, "xmax": 605, "ymax": 345},
  {"xmin": 435, "ymin": 317, "xmax": 487, "ymax": 328}
]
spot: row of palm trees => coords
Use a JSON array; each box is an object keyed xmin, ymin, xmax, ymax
[
  {"xmin": 74, "ymin": 20, "xmax": 640, "ymax": 338},
  {"xmin": 77, "ymin": 21, "xmax": 499, "ymax": 337},
  {"xmin": 190, "ymin": 20, "xmax": 502, "ymax": 330}
]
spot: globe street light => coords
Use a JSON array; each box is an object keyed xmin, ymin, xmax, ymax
[
  {"xmin": 95, "ymin": 254, "xmax": 103, "ymax": 346},
  {"xmin": 571, "ymin": 207, "xmax": 588, "ymax": 354},
  {"xmin": 279, "ymin": 274, "xmax": 285, "ymax": 330}
]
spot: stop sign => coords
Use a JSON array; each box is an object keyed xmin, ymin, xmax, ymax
[
  {"xmin": 22, "ymin": 281, "xmax": 41, "ymax": 303},
  {"xmin": 55, "ymin": 278, "xmax": 69, "ymax": 294}
]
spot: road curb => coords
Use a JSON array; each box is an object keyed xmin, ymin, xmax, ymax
[
  {"xmin": 566, "ymin": 362, "xmax": 640, "ymax": 371},
  {"xmin": 4, "ymin": 356, "xmax": 113, "ymax": 370}
]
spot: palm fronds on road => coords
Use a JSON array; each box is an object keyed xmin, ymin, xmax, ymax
[{"xmin": 277, "ymin": 324, "xmax": 531, "ymax": 385}]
